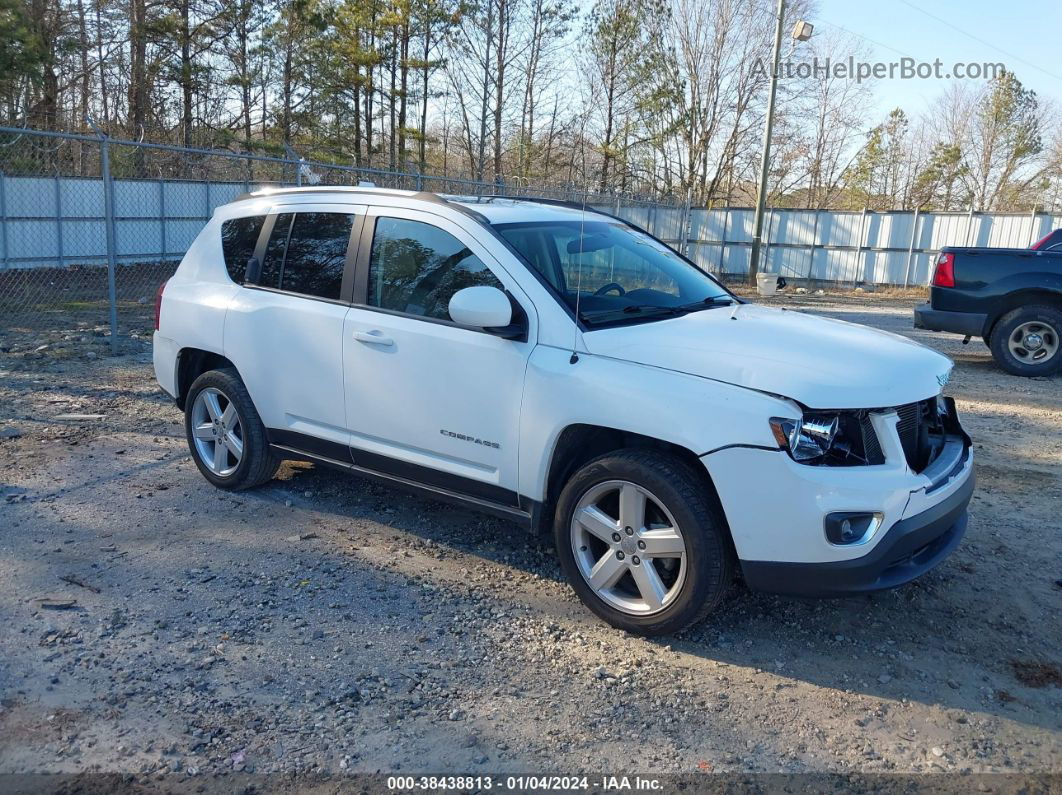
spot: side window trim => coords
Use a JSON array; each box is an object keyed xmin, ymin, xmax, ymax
[
  {"xmin": 244, "ymin": 209, "xmax": 364, "ymax": 306},
  {"xmin": 251, "ymin": 213, "xmax": 279, "ymax": 275},
  {"xmin": 340, "ymin": 214, "xmax": 365, "ymax": 304},
  {"xmin": 351, "ymin": 209, "xmax": 375, "ymax": 305}
]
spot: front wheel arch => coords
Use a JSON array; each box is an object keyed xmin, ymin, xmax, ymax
[
  {"xmin": 554, "ymin": 448, "xmax": 736, "ymax": 634},
  {"xmin": 539, "ymin": 424, "xmax": 736, "ymax": 553}
]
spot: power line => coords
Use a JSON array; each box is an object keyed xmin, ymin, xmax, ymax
[
  {"xmin": 897, "ymin": 0, "xmax": 1062, "ymax": 81},
  {"xmin": 816, "ymin": 19, "xmax": 914, "ymax": 60}
]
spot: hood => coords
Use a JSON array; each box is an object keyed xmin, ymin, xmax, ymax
[{"xmin": 582, "ymin": 303, "xmax": 952, "ymax": 409}]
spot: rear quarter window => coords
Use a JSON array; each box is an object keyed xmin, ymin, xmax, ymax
[{"xmin": 220, "ymin": 215, "xmax": 266, "ymax": 283}]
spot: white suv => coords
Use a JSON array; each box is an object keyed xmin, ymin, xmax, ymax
[{"xmin": 153, "ymin": 187, "xmax": 974, "ymax": 635}]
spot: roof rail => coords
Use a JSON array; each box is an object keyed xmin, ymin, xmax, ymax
[
  {"xmin": 228, "ymin": 184, "xmax": 496, "ymax": 225},
  {"xmin": 461, "ymin": 193, "xmax": 647, "ymax": 230},
  {"xmin": 465, "ymin": 194, "xmax": 591, "ymax": 211},
  {"xmin": 231, "ymin": 185, "xmax": 440, "ymax": 203}
]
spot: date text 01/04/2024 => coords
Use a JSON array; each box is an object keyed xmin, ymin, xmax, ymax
[{"xmin": 386, "ymin": 775, "xmax": 664, "ymax": 791}]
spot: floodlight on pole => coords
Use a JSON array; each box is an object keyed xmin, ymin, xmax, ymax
[{"xmin": 792, "ymin": 20, "xmax": 813, "ymax": 41}]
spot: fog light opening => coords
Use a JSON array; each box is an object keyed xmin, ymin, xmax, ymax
[{"xmin": 825, "ymin": 512, "xmax": 883, "ymax": 546}]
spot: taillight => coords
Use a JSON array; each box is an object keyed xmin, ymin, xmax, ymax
[
  {"xmin": 932, "ymin": 253, "xmax": 955, "ymax": 288},
  {"xmin": 1031, "ymin": 231, "xmax": 1055, "ymax": 250},
  {"xmin": 155, "ymin": 280, "xmax": 168, "ymax": 330}
]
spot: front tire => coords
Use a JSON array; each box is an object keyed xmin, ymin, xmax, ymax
[
  {"xmin": 989, "ymin": 305, "xmax": 1062, "ymax": 377},
  {"xmin": 554, "ymin": 449, "xmax": 734, "ymax": 636},
  {"xmin": 184, "ymin": 368, "xmax": 280, "ymax": 490}
]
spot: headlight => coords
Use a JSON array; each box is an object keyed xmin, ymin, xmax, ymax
[
  {"xmin": 770, "ymin": 412, "xmax": 882, "ymax": 466},
  {"xmin": 770, "ymin": 414, "xmax": 839, "ymax": 462}
]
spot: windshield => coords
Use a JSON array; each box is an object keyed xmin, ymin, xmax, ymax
[{"xmin": 494, "ymin": 220, "xmax": 733, "ymax": 325}]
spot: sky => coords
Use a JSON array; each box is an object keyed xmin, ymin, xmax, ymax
[{"xmin": 809, "ymin": 0, "xmax": 1061, "ymax": 119}]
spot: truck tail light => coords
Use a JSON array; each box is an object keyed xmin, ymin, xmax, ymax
[
  {"xmin": 1032, "ymin": 229, "xmax": 1057, "ymax": 248},
  {"xmin": 155, "ymin": 280, "xmax": 168, "ymax": 330},
  {"xmin": 931, "ymin": 253, "xmax": 955, "ymax": 288}
]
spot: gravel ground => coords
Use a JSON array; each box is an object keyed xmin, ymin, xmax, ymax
[{"xmin": 0, "ymin": 292, "xmax": 1060, "ymax": 784}]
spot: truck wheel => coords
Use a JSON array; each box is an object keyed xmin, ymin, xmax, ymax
[
  {"xmin": 184, "ymin": 368, "xmax": 281, "ymax": 490},
  {"xmin": 989, "ymin": 306, "xmax": 1062, "ymax": 377},
  {"xmin": 554, "ymin": 449, "xmax": 734, "ymax": 636}
]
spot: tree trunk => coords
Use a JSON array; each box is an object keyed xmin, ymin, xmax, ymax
[
  {"xmin": 388, "ymin": 28, "xmax": 397, "ymax": 170},
  {"xmin": 281, "ymin": 32, "xmax": 293, "ymax": 143},
  {"xmin": 353, "ymin": 63, "xmax": 363, "ymax": 167},
  {"xmin": 129, "ymin": 0, "xmax": 148, "ymax": 139},
  {"xmin": 492, "ymin": 0, "xmax": 506, "ymax": 180},
  {"xmin": 365, "ymin": 6, "xmax": 377, "ymax": 168},
  {"xmin": 397, "ymin": 17, "xmax": 409, "ymax": 170},
  {"xmin": 599, "ymin": 36, "xmax": 618, "ymax": 193},
  {"xmin": 476, "ymin": 0, "xmax": 493, "ymax": 181},
  {"xmin": 418, "ymin": 26, "xmax": 430, "ymax": 173},
  {"xmin": 76, "ymin": 0, "xmax": 90, "ymax": 172},
  {"xmin": 95, "ymin": 0, "xmax": 109, "ymax": 125},
  {"xmin": 180, "ymin": 0, "xmax": 194, "ymax": 149}
]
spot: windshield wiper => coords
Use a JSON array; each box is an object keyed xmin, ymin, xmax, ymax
[
  {"xmin": 581, "ymin": 305, "xmax": 680, "ymax": 324},
  {"xmin": 672, "ymin": 295, "xmax": 735, "ymax": 312},
  {"xmin": 582, "ymin": 296, "xmax": 735, "ymax": 325}
]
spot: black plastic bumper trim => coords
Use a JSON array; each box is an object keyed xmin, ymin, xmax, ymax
[
  {"xmin": 741, "ymin": 470, "xmax": 974, "ymax": 597},
  {"xmin": 913, "ymin": 304, "xmax": 987, "ymax": 337}
]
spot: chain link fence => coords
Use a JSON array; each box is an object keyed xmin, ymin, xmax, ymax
[
  {"xmin": 0, "ymin": 126, "xmax": 678, "ymax": 356},
  {"xmin": 4, "ymin": 126, "xmax": 1058, "ymax": 360}
]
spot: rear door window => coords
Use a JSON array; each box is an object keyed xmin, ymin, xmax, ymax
[
  {"xmin": 280, "ymin": 213, "xmax": 354, "ymax": 300},
  {"xmin": 256, "ymin": 212, "xmax": 355, "ymax": 301}
]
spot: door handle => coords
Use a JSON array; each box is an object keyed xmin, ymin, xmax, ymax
[{"xmin": 353, "ymin": 330, "xmax": 394, "ymax": 346}]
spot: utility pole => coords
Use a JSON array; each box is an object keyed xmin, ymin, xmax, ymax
[{"xmin": 748, "ymin": 0, "xmax": 786, "ymax": 286}]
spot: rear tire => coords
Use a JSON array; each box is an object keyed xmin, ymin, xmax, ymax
[
  {"xmin": 989, "ymin": 305, "xmax": 1062, "ymax": 377},
  {"xmin": 184, "ymin": 368, "xmax": 280, "ymax": 490},
  {"xmin": 554, "ymin": 449, "xmax": 734, "ymax": 636}
]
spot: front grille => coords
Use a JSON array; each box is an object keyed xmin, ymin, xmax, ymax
[
  {"xmin": 893, "ymin": 398, "xmax": 941, "ymax": 472},
  {"xmin": 858, "ymin": 415, "xmax": 884, "ymax": 464},
  {"xmin": 895, "ymin": 402, "xmax": 921, "ymax": 465}
]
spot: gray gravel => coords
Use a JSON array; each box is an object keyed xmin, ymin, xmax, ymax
[{"xmin": 0, "ymin": 292, "xmax": 1059, "ymax": 782}]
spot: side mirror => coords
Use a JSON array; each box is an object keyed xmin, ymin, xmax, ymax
[{"xmin": 449, "ymin": 285, "xmax": 513, "ymax": 328}]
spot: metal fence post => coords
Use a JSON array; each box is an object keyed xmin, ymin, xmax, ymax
[
  {"xmin": 762, "ymin": 208, "xmax": 774, "ymax": 273},
  {"xmin": 54, "ymin": 176, "xmax": 65, "ymax": 268},
  {"xmin": 852, "ymin": 207, "xmax": 867, "ymax": 285},
  {"xmin": 716, "ymin": 208, "xmax": 729, "ymax": 276},
  {"xmin": 681, "ymin": 188, "xmax": 692, "ymax": 256},
  {"xmin": 0, "ymin": 172, "xmax": 7, "ymax": 269},
  {"xmin": 805, "ymin": 208, "xmax": 820, "ymax": 281},
  {"xmin": 159, "ymin": 179, "xmax": 168, "ymax": 262},
  {"xmin": 99, "ymin": 135, "xmax": 120, "ymax": 354},
  {"xmin": 903, "ymin": 207, "xmax": 920, "ymax": 288}
]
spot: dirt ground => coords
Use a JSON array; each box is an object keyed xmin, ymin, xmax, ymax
[{"xmin": 0, "ymin": 290, "xmax": 1059, "ymax": 785}]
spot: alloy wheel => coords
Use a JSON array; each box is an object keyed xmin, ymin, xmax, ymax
[
  {"xmin": 570, "ymin": 480, "xmax": 687, "ymax": 615},
  {"xmin": 190, "ymin": 387, "xmax": 244, "ymax": 477}
]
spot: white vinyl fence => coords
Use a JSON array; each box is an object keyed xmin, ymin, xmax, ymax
[
  {"xmin": 610, "ymin": 205, "xmax": 1061, "ymax": 287},
  {"xmin": 3, "ymin": 172, "xmax": 1057, "ymax": 286}
]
